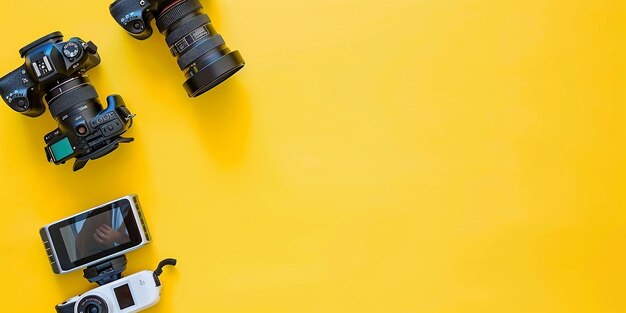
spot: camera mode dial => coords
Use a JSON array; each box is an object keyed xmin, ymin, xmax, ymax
[{"xmin": 63, "ymin": 42, "xmax": 82, "ymax": 59}]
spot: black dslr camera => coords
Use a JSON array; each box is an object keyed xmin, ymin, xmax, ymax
[
  {"xmin": 0, "ymin": 32, "xmax": 135, "ymax": 171},
  {"xmin": 110, "ymin": 0, "xmax": 245, "ymax": 97}
]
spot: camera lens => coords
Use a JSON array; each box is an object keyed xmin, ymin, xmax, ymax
[
  {"xmin": 44, "ymin": 76, "xmax": 102, "ymax": 136},
  {"xmin": 155, "ymin": 0, "xmax": 245, "ymax": 97},
  {"xmin": 77, "ymin": 295, "xmax": 108, "ymax": 313}
]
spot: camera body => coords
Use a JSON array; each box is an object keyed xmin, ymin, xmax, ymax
[
  {"xmin": 110, "ymin": 0, "xmax": 245, "ymax": 97},
  {"xmin": 40, "ymin": 195, "xmax": 176, "ymax": 313},
  {"xmin": 0, "ymin": 32, "xmax": 134, "ymax": 171},
  {"xmin": 39, "ymin": 195, "xmax": 150, "ymax": 274},
  {"xmin": 42, "ymin": 92, "xmax": 133, "ymax": 169},
  {"xmin": 109, "ymin": 0, "xmax": 159, "ymax": 41},
  {"xmin": 55, "ymin": 271, "xmax": 162, "ymax": 313},
  {"xmin": 0, "ymin": 32, "xmax": 98, "ymax": 116}
]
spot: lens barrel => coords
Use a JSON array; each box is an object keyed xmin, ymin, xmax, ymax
[
  {"xmin": 45, "ymin": 76, "xmax": 103, "ymax": 136},
  {"xmin": 156, "ymin": 0, "xmax": 244, "ymax": 97}
]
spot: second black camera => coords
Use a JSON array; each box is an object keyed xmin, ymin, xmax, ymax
[{"xmin": 110, "ymin": 0, "xmax": 245, "ymax": 97}]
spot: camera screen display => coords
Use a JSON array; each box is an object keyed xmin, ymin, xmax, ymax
[
  {"xmin": 49, "ymin": 137, "xmax": 74, "ymax": 162},
  {"xmin": 59, "ymin": 202, "xmax": 132, "ymax": 262},
  {"xmin": 47, "ymin": 199, "xmax": 144, "ymax": 271},
  {"xmin": 114, "ymin": 284, "xmax": 135, "ymax": 310}
]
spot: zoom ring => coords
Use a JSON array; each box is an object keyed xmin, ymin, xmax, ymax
[{"xmin": 156, "ymin": 0, "xmax": 203, "ymax": 32}]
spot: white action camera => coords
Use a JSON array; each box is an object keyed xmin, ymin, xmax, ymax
[
  {"xmin": 39, "ymin": 195, "xmax": 177, "ymax": 313},
  {"xmin": 55, "ymin": 263, "xmax": 175, "ymax": 313}
]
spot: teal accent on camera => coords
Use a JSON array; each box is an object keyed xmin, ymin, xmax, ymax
[{"xmin": 50, "ymin": 137, "xmax": 73, "ymax": 161}]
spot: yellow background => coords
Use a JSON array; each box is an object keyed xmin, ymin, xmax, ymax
[{"xmin": 0, "ymin": 0, "xmax": 624, "ymax": 312}]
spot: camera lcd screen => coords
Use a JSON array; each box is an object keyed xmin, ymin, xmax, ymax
[
  {"xmin": 114, "ymin": 284, "xmax": 135, "ymax": 310},
  {"xmin": 49, "ymin": 137, "xmax": 74, "ymax": 162},
  {"xmin": 48, "ymin": 199, "xmax": 143, "ymax": 271}
]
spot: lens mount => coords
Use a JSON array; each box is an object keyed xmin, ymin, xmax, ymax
[
  {"xmin": 19, "ymin": 31, "xmax": 64, "ymax": 58},
  {"xmin": 45, "ymin": 76, "xmax": 101, "ymax": 119},
  {"xmin": 45, "ymin": 76, "xmax": 92, "ymax": 103},
  {"xmin": 44, "ymin": 75, "xmax": 104, "ymax": 146}
]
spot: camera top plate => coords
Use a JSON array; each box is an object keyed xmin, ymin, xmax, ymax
[{"xmin": 19, "ymin": 31, "xmax": 63, "ymax": 57}]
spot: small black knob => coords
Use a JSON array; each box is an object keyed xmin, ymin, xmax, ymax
[
  {"xmin": 77, "ymin": 124, "xmax": 88, "ymax": 135},
  {"xmin": 85, "ymin": 41, "xmax": 98, "ymax": 54}
]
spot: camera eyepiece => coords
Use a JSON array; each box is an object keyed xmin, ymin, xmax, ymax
[
  {"xmin": 110, "ymin": 0, "xmax": 245, "ymax": 97},
  {"xmin": 19, "ymin": 31, "xmax": 63, "ymax": 57}
]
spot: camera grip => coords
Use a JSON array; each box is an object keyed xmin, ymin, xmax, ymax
[
  {"xmin": 0, "ymin": 65, "xmax": 45, "ymax": 117},
  {"xmin": 110, "ymin": 0, "xmax": 155, "ymax": 40},
  {"xmin": 55, "ymin": 297, "xmax": 78, "ymax": 313}
]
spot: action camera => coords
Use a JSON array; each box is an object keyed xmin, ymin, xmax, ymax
[
  {"xmin": 54, "ymin": 259, "xmax": 177, "ymax": 313},
  {"xmin": 39, "ymin": 195, "xmax": 177, "ymax": 313}
]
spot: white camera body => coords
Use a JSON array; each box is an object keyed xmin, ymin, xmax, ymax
[
  {"xmin": 41, "ymin": 195, "xmax": 177, "ymax": 313},
  {"xmin": 56, "ymin": 270, "xmax": 161, "ymax": 313}
]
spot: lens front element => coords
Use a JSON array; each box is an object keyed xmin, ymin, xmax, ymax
[{"xmin": 77, "ymin": 295, "xmax": 109, "ymax": 313}]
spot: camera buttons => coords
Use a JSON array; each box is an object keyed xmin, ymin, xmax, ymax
[
  {"xmin": 76, "ymin": 124, "xmax": 89, "ymax": 136},
  {"xmin": 84, "ymin": 41, "xmax": 98, "ymax": 54},
  {"xmin": 16, "ymin": 98, "xmax": 27, "ymax": 109}
]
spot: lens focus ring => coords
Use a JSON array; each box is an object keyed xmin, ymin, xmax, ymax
[
  {"xmin": 46, "ymin": 78, "xmax": 99, "ymax": 118},
  {"xmin": 176, "ymin": 35, "xmax": 225, "ymax": 70},
  {"xmin": 155, "ymin": 0, "xmax": 245, "ymax": 97},
  {"xmin": 156, "ymin": 0, "xmax": 203, "ymax": 33},
  {"xmin": 165, "ymin": 14, "xmax": 210, "ymax": 47}
]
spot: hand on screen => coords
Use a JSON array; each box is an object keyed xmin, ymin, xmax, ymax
[{"xmin": 93, "ymin": 224, "xmax": 128, "ymax": 245}]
